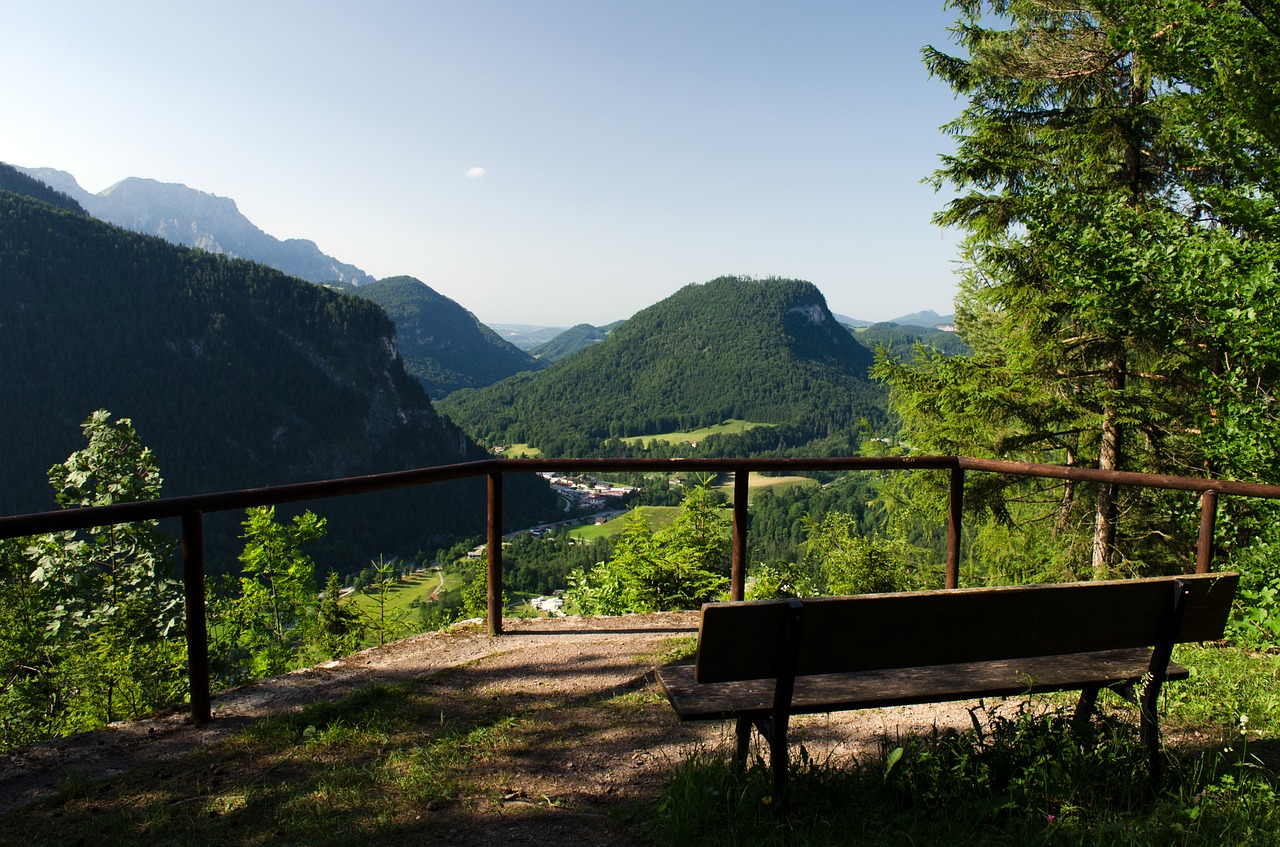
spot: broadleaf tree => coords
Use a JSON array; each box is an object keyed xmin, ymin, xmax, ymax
[{"xmin": 5, "ymin": 411, "xmax": 186, "ymax": 743}]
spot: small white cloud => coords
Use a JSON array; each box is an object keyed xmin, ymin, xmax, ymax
[{"xmin": 466, "ymin": 166, "xmax": 486, "ymax": 178}]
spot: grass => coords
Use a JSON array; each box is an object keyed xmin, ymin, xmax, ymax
[
  {"xmin": 717, "ymin": 473, "xmax": 820, "ymax": 502},
  {"xmin": 619, "ymin": 419, "xmax": 773, "ymax": 446},
  {"xmin": 343, "ymin": 570, "xmax": 455, "ymax": 618},
  {"xmin": 652, "ymin": 718, "xmax": 1280, "ymax": 846},
  {"xmin": 1, "ymin": 676, "xmax": 530, "ymax": 846},
  {"xmin": 649, "ymin": 644, "xmax": 1280, "ymax": 846},
  {"xmin": 498, "ymin": 443, "xmax": 542, "ymax": 458},
  {"xmin": 568, "ymin": 505, "xmax": 685, "ymax": 540}
]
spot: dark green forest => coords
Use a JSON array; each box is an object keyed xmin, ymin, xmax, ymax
[
  {"xmin": 335, "ymin": 275, "xmax": 545, "ymax": 399},
  {"xmin": 0, "ymin": 163, "xmax": 86, "ymax": 216},
  {"xmin": 0, "ymin": 180, "xmax": 557, "ymax": 565},
  {"xmin": 439, "ymin": 276, "xmax": 888, "ymax": 456}
]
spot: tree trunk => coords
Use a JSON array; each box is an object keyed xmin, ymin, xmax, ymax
[
  {"xmin": 1091, "ymin": 358, "xmax": 1125, "ymax": 572},
  {"xmin": 1056, "ymin": 443, "xmax": 1077, "ymax": 535}
]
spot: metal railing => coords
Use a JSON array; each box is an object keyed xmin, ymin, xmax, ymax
[{"xmin": 4, "ymin": 454, "xmax": 1279, "ymax": 726}]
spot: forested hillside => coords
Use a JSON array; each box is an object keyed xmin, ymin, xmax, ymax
[
  {"xmin": 0, "ymin": 164, "xmax": 85, "ymax": 216},
  {"xmin": 0, "ymin": 180, "xmax": 556, "ymax": 563},
  {"xmin": 336, "ymin": 275, "xmax": 545, "ymax": 399},
  {"xmin": 439, "ymin": 276, "xmax": 886, "ymax": 456},
  {"xmin": 528, "ymin": 322, "xmax": 620, "ymax": 363}
]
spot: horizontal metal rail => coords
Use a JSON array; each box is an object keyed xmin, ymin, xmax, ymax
[{"xmin": 3, "ymin": 453, "xmax": 1276, "ymax": 726}]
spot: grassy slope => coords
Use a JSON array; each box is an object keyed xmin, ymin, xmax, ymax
[{"xmin": 619, "ymin": 419, "xmax": 772, "ymax": 446}]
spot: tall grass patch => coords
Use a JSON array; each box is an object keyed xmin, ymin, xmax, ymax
[{"xmin": 652, "ymin": 695, "xmax": 1280, "ymax": 847}]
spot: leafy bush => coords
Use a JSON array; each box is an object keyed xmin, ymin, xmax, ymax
[{"xmin": 566, "ymin": 486, "xmax": 729, "ymax": 614}]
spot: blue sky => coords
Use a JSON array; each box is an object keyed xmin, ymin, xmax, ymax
[{"xmin": 3, "ymin": 1, "xmax": 968, "ymax": 326}]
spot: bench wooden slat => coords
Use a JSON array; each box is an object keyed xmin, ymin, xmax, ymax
[
  {"xmin": 660, "ymin": 647, "xmax": 1186, "ymax": 720},
  {"xmin": 693, "ymin": 573, "xmax": 1237, "ymax": 683}
]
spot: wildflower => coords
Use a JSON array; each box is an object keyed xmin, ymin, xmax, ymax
[{"xmin": 1046, "ymin": 814, "xmax": 1056, "ymax": 823}]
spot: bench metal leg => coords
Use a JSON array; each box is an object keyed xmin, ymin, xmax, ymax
[
  {"xmin": 734, "ymin": 716, "xmax": 753, "ymax": 773},
  {"xmin": 1140, "ymin": 579, "xmax": 1190, "ymax": 790},
  {"xmin": 770, "ymin": 711, "xmax": 790, "ymax": 804},
  {"xmin": 1140, "ymin": 688, "xmax": 1164, "ymax": 788},
  {"xmin": 1072, "ymin": 686, "xmax": 1100, "ymax": 736}
]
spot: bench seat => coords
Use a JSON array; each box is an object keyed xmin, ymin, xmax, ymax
[
  {"xmin": 656, "ymin": 573, "xmax": 1238, "ymax": 802},
  {"xmin": 659, "ymin": 647, "xmax": 1188, "ymax": 720}
]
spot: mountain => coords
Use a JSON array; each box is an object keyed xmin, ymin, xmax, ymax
[
  {"xmin": 485, "ymin": 324, "xmax": 571, "ymax": 350},
  {"xmin": 831, "ymin": 312, "xmax": 872, "ymax": 327},
  {"xmin": 0, "ymin": 172, "xmax": 555, "ymax": 564},
  {"xmin": 336, "ymin": 275, "xmax": 545, "ymax": 399},
  {"xmin": 529, "ymin": 322, "xmax": 622, "ymax": 363},
  {"xmin": 884, "ymin": 309, "xmax": 955, "ymax": 328},
  {"xmin": 0, "ymin": 164, "xmax": 86, "ymax": 215},
  {"xmin": 439, "ymin": 276, "xmax": 886, "ymax": 456},
  {"xmin": 15, "ymin": 167, "xmax": 375, "ymax": 286},
  {"xmin": 852, "ymin": 323, "xmax": 970, "ymax": 359},
  {"xmin": 833, "ymin": 310, "xmax": 955, "ymax": 329}
]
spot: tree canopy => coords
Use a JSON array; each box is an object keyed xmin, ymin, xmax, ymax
[{"xmin": 878, "ymin": 0, "xmax": 1280, "ymax": 578}]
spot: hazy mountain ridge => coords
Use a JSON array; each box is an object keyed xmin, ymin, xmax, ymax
[
  {"xmin": 486, "ymin": 324, "xmax": 571, "ymax": 350},
  {"xmin": 15, "ymin": 166, "xmax": 375, "ymax": 286},
  {"xmin": 528, "ymin": 321, "xmax": 623, "ymax": 363}
]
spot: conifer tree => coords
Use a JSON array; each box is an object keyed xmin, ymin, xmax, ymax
[{"xmin": 879, "ymin": 1, "xmax": 1280, "ymax": 575}]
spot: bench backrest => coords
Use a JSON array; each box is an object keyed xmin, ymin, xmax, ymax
[{"xmin": 693, "ymin": 573, "xmax": 1238, "ymax": 683}]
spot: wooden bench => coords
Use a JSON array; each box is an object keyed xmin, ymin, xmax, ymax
[{"xmin": 657, "ymin": 573, "xmax": 1238, "ymax": 799}]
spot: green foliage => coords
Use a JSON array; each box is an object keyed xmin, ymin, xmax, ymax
[
  {"xmin": 215, "ymin": 506, "xmax": 327, "ymax": 681},
  {"xmin": 747, "ymin": 510, "xmax": 918, "ymax": 600},
  {"xmin": 1, "ymin": 411, "xmax": 186, "ymax": 748},
  {"xmin": 654, "ymin": 697, "xmax": 1280, "ymax": 846},
  {"xmin": 460, "ymin": 560, "xmax": 495, "ymax": 620},
  {"xmin": 1222, "ymin": 535, "xmax": 1280, "ymax": 651},
  {"xmin": 313, "ymin": 571, "xmax": 365, "ymax": 660},
  {"xmin": 879, "ymin": 1, "xmax": 1280, "ymax": 577},
  {"xmin": 361, "ymin": 557, "xmax": 414, "ymax": 646},
  {"xmin": 567, "ymin": 486, "xmax": 730, "ymax": 614}
]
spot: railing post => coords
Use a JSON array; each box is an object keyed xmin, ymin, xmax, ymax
[
  {"xmin": 1196, "ymin": 489, "xmax": 1218, "ymax": 574},
  {"xmin": 946, "ymin": 466, "xmax": 964, "ymax": 589},
  {"xmin": 487, "ymin": 470, "xmax": 504, "ymax": 635},
  {"xmin": 181, "ymin": 511, "xmax": 212, "ymax": 724},
  {"xmin": 731, "ymin": 469, "xmax": 749, "ymax": 601}
]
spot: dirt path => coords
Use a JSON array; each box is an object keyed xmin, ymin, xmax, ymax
[{"xmin": 0, "ymin": 612, "xmax": 988, "ymax": 840}]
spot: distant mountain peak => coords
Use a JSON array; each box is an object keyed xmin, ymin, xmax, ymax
[{"xmin": 14, "ymin": 165, "xmax": 375, "ymax": 286}]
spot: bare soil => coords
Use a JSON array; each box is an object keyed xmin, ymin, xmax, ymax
[{"xmin": 0, "ymin": 613, "xmax": 995, "ymax": 843}]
